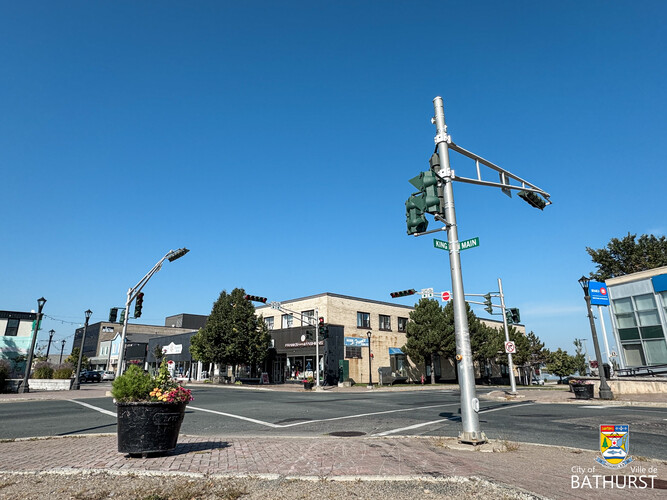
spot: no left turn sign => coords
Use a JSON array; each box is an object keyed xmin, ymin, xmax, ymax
[{"xmin": 505, "ymin": 341, "xmax": 516, "ymax": 354}]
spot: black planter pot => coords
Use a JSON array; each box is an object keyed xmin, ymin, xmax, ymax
[
  {"xmin": 303, "ymin": 382, "xmax": 313, "ymax": 390},
  {"xmin": 116, "ymin": 401, "xmax": 187, "ymax": 457},
  {"xmin": 572, "ymin": 384, "xmax": 594, "ymax": 400}
]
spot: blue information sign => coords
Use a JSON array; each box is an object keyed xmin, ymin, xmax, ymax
[
  {"xmin": 344, "ymin": 337, "xmax": 369, "ymax": 347},
  {"xmin": 589, "ymin": 281, "xmax": 610, "ymax": 306}
]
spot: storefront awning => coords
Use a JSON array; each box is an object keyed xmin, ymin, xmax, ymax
[{"xmin": 388, "ymin": 347, "xmax": 404, "ymax": 355}]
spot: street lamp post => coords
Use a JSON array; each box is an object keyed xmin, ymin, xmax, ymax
[
  {"xmin": 72, "ymin": 309, "xmax": 93, "ymax": 390},
  {"xmin": 45, "ymin": 329, "xmax": 55, "ymax": 360},
  {"xmin": 59, "ymin": 339, "xmax": 66, "ymax": 365},
  {"xmin": 19, "ymin": 297, "xmax": 46, "ymax": 394},
  {"xmin": 366, "ymin": 331, "xmax": 373, "ymax": 389},
  {"xmin": 578, "ymin": 276, "xmax": 613, "ymax": 400},
  {"xmin": 116, "ymin": 248, "xmax": 189, "ymax": 376}
]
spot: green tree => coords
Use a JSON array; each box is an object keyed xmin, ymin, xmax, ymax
[
  {"xmin": 403, "ymin": 298, "xmax": 452, "ymax": 384},
  {"xmin": 572, "ymin": 339, "xmax": 588, "ymax": 376},
  {"xmin": 65, "ymin": 347, "xmax": 87, "ymax": 370},
  {"xmin": 587, "ymin": 233, "xmax": 667, "ymax": 280},
  {"xmin": 546, "ymin": 348, "xmax": 577, "ymax": 382},
  {"xmin": 190, "ymin": 288, "xmax": 271, "ymax": 381}
]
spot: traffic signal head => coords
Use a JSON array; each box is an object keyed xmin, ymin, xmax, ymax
[
  {"xmin": 119, "ymin": 308, "xmax": 126, "ymax": 323},
  {"xmin": 318, "ymin": 317, "xmax": 329, "ymax": 338},
  {"xmin": 405, "ymin": 195, "xmax": 428, "ymax": 235},
  {"xmin": 517, "ymin": 190, "xmax": 547, "ymax": 210},
  {"xmin": 244, "ymin": 295, "xmax": 268, "ymax": 303},
  {"xmin": 390, "ymin": 289, "xmax": 417, "ymax": 298},
  {"xmin": 133, "ymin": 292, "xmax": 144, "ymax": 318},
  {"xmin": 510, "ymin": 308, "xmax": 521, "ymax": 324},
  {"xmin": 483, "ymin": 293, "xmax": 493, "ymax": 314},
  {"xmin": 109, "ymin": 307, "xmax": 118, "ymax": 323},
  {"xmin": 409, "ymin": 170, "xmax": 440, "ymax": 214}
]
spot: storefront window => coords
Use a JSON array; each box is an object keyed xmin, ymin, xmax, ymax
[
  {"xmin": 623, "ymin": 343, "xmax": 646, "ymax": 366},
  {"xmin": 391, "ymin": 354, "xmax": 408, "ymax": 377}
]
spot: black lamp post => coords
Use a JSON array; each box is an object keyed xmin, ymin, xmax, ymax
[
  {"xmin": 59, "ymin": 339, "xmax": 66, "ymax": 365},
  {"xmin": 578, "ymin": 276, "xmax": 613, "ymax": 400},
  {"xmin": 72, "ymin": 309, "xmax": 93, "ymax": 390},
  {"xmin": 19, "ymin": 297, "xmax": 46, "ymax": 394},
  {"xmin": 45, "ymin": 329, "xmax": 55, "ymax": 360},
  {"xmin": 366, "ymin": 330, "xmax": 373, "ymax": 389}
]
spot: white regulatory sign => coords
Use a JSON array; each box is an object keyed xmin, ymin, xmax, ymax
[{"xmin": 505, "ymin": 341, "xmax": 516, "ymax": 354}]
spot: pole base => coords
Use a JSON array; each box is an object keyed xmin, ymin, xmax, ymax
[
  {"xmin": 367, "ymin": 385, "xmax": 374, "ymax": 389},
  {"xmin": 599, "ymin": 387, "xmax": 614, "ymax": 400},
  {"xmin": 458, "ymin": 430, "xmax": 488, "ymax": 445},
  {"xmin": 17, "ymin": 385, "xmax": 29, "ymax": 394}
]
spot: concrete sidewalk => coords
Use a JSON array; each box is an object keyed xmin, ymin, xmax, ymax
[{"xmin": 1, "ymin": 383, "xmax": 666, "ymax": 499}]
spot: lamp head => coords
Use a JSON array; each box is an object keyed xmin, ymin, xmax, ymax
[
  {"xmin": 578, "ymin": 276, "xmax": 590, "ymax": 295},
  {"xmin": 37, "ymin": 297, "xmax": 47, "ymax": 311},
  {"xmin": 366, "ymin": 330, "xmax": 372, "ymax": 339},
  {"xmin": 85, "ymin": 309, "xmax": 93, "ymax": 321},
  {"xmin": 167, "ymin": 247, "xmax": 190, "ymax": 262}
]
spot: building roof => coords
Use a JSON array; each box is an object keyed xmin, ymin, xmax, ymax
[
  {"xmin": 255, "ymin": 291, "xmax": 415, "ymax": 312},
  {"xmin": 605, "ymin": 265, "xmax": 667, "ymax": 286}
]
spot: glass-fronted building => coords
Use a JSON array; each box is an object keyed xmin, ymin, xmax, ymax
[{"xmin": 607, "ymin": 266, "xmax": 667, "ymax": 367}]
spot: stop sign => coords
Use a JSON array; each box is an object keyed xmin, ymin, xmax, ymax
[{"xmin": 441, "ymin": 291, "xmax": 451, "ymax": 302}]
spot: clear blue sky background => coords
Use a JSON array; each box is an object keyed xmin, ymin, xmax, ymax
[{"xmin": 2, "ymin": 1, "xmax": 665, "ymax": 356}]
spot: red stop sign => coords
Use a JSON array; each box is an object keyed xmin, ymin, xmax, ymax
[{"xmin": 442, "ymin": 291, "xmax": 451, "ymax": 302}]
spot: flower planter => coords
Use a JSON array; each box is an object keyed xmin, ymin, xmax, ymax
[
  {"xmin": 571, "ymin": 384, "xmax": 594, "ymax": 400},
  {"xmin": 303, "ymin": 382, "xmax": 314, "ymax": 390},
  {"xmin": 115, "ymin": 401, "xmax": 187, "ymax": 457}
]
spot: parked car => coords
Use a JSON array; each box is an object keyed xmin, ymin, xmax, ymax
[
  {"xmin": 78, "ymin": 370, "xmax": 102, "ymax": 383},
  {"xmin": 101, "ymin": 371, "xmax": 115, "ymax": 381}
]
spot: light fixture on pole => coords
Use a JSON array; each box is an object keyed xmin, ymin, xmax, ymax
[
  {"xmin": 59, "ymin": 339, "xmax": 66, "ymax": 365},
  {"xmin": 72, "ymin": 309, "xmax": 93, "ymax": 390},
  {"xmin": 18, "ymin": 297, "xmax": 46, "ymax": 394},
  {"xmin": 366, "ymin": 331, "xmax": 373, "ymax": 389},
  {"xmin": 578, "ymin": 276, "xmax": 613, "ymax": 400},
  {"xmin": 45, "ymin": 329, "xmax": 55, "ymax": 360},
  {"xmin": 116, "ymin": 247, "xmax": 190, "ymax": 376}
]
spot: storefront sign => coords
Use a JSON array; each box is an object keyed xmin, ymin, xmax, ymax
[
  {"xmin": 162, "ymin": 342, "xmax": 183, "ymax": 355},
  {"xmin": 589, "ymin": 281, "xmax": 610, "ymax": 306}
]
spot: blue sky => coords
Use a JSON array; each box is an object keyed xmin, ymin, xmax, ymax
[{"xmin": 2, "ymin": 1, "xmax": 666, "ymax": 355}]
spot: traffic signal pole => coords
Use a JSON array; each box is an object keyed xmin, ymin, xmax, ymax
[
  {"xmin": 497, "ymin": 278, "xmax": 517, "ymax": 394},
  {"xmin": 432, "ymin": 97, "xmax": 486, "ymax": 445}
]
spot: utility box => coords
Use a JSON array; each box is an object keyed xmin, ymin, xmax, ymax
[{"xmin": 338, "ymin": 359, "xmax": 349, "ymax": 382}]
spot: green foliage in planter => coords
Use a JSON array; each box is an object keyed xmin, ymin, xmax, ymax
[
  {"xmin": 53, "ymin": 364, "xmax": 74, "ymax": 379},
  {"xmin": 111, "ymin": 365, "xmax": 154, "ymax": 402},
  {"xmin": 32, "ymin": 361, "xmax": 54, "ymax": 379}
]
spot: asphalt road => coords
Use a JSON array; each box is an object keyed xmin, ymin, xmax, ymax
[{"xmin": 2, "ymin": 385, "xmax": 666, "ymax": 460}]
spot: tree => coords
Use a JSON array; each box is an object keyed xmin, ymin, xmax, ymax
[
  {"xmin": 546, "ymin": 348, "xmax": 577, "ymax": 382},
  {"xmin": 573, "ymin": 339, "xmax": 587, "ymax": 376},
  {"xmin": 587, "ymin": 233, "xmax": 667, "ymax": 280},
  {"xmin": 403, "ymin": 298, "xmax": 452, "ymax": 384},
  {"xmin": 65, "ymin": 347, "xmax": 87, "ymax": 369},
  {"xmin": 190, "ymin": 288, "xmax": 271, "ymax": 380}
]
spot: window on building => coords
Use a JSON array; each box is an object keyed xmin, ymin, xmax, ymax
[
  {"xmin": 302, "ymin": 309, "xmax": 315, "ymax": 320},
  {"xmin": 379, "ymin": 314, "xmax": 391, "ymax": 331},
  {"xmin": 281, "ymin": 314, "xmax": 293, "ymax": 328},
  {"xmin": 623, "ymin": 343, "xmax": 646, "ymax": 366},
  {"xmin": 357, "ymin": 312, "xmax": 370, "ymax": 329},
  {"xmin": 345, "ymin": 346, "xmax": 362, "ymax": 359},
  {"xmin": 644, "ymin": 339, "xmax": 667, "ymax": 365},
  {"xmin": 397, "ymin": 317, "xmax": 408, "ymax": 333},
  {"xmin": 4, "ymin": 319, "xmax": 19, "ymax": 336},
  {"xmin": 264, "ymin": 317, "xmax": 274, "ymax": 330}
]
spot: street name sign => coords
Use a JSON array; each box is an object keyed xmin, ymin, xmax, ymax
[{"xmin": 433, "ymin": 237, "xmax": 480, "ymax": 251}]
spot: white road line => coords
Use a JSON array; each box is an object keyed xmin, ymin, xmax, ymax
[
  {"xmin": 189, "ymin": 403, "xmax": 459, "ymax": 429},
  {"xmin": 67, "ymin": 399, "xmax": 117, "ymax": 417},
  {"xmin": 188, "ymin": 406, "xmax": 281, "ymax": 428},
  {"xmin": 579, "ymin": 406, "xmax": 610, "ymax": 409},
  {"xmin": 373, "ymin": 402, "xmax": 536, "ymax": 437},
  {"xmin": 279, "ymin": 403, "xmax": 460, "ymax": 428}
]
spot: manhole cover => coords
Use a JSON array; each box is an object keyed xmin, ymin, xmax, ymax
[{"xmin": 328, "ymin": 431, "xmax": 366, "ymax": 437}]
